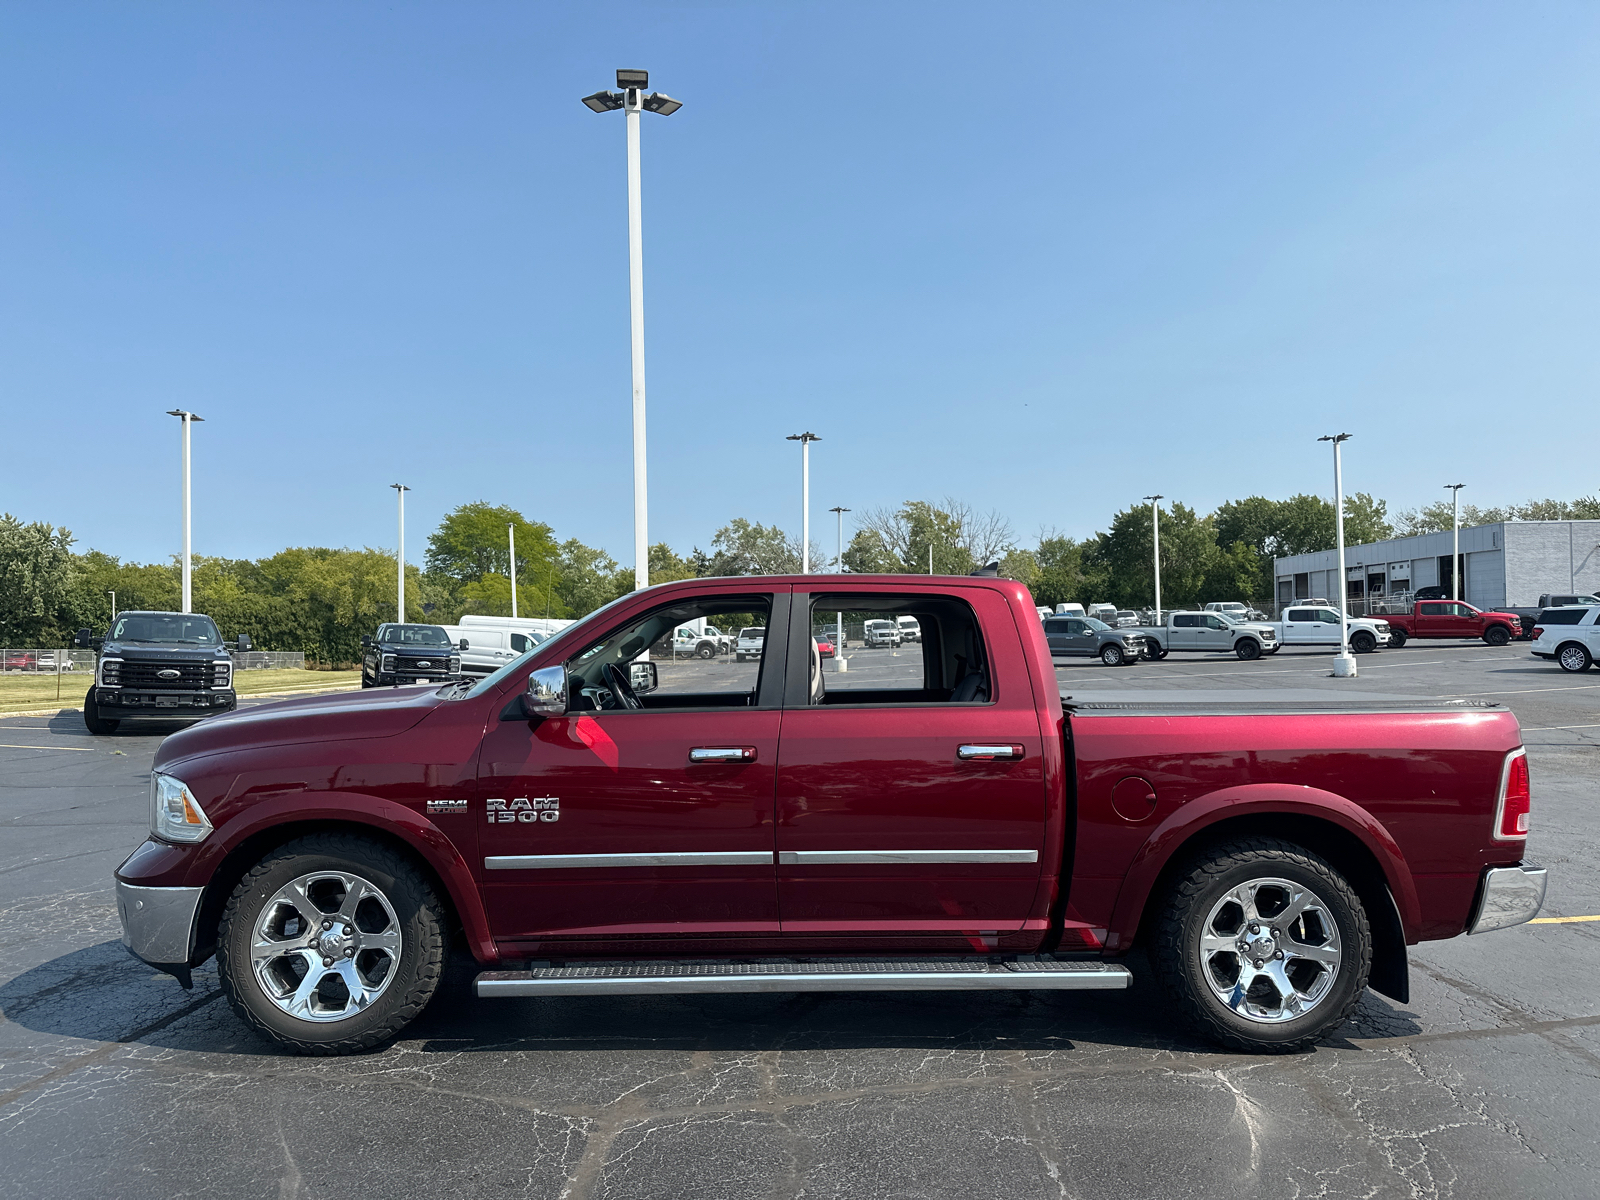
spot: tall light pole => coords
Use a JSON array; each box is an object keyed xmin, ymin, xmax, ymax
[
  {"xmin": 1319, "ymin": 434, "xmax": 1356, "ymax": 678},
  {"xmin": 582, "ymin": 69, "xmax": 683, "ymax": 592},
  {"xmin": 829, "ymin": 506, "xmax": 850, "ymax": 571},
  {"xmin": 1445, "ymin": 484, "xmax": 1465, "ymax": 600},
  {"xmin": 1143, "ymin": 495, "xmax": 1164, "ymax": 620},
  {"xmin": 787, "ymin": 433, "xmax": 820, "ymax": 571},
  {"xmin": 166, "ymin": 410, "xmax": 203, "ymax": 612},
  {"xmin": 108, "ymin": 591, "xmax": 115, "ymax": 625},
  {"xmin": 390, "ymin": 484, "xmax": 410, "ymax": 622},
  {"xmin": 508, "ymin": 523, "xmax": 518, "ymax": 618}
]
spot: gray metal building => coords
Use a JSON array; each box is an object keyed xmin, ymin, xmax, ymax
[{"xmin": 1271, "ymin": 520, "xmax": 1600, "ymax": 611}]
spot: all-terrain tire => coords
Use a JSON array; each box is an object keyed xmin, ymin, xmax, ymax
[
  {"xmin": 216, "ymin": 833, "xmax": 447, "ymax": 1055},
  {"xmin": 1351, "ymin": 631, "xmax": 1377, "ymax": 654},
  {"xmin": 82, "ymin": 687, "xmax": 119, "ymax": 735},
  {"xmin": 1484, "ymin": 625, "xmax": 1512, "ymax": 647},
  {"xmin": 1388, "ymin": 629, "xmax": 1408, "ymax": 648},
  {"xmin": 1153, "ymin": 837, "xmax": 1371, "ymax": 1053}
]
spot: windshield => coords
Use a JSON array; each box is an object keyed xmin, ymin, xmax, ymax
[
  {"xmin": 379, "ymin": 624, "xmax": 452, "ymax": 647},
  {"xmin": 1082, "ymin": 617, "xmax": 1112, "ymax": 632},
  {"xmin": 111, "ymin": 614, "xmax": 220, "ymax": 645}
]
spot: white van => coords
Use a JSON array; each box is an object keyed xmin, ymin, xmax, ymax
[
  {"xmin": 1054, "ymin": 603, "xmax": 1085, "ymax": 617},
  {"xmin": 442, "ymin": 624, "xmax": 545, "ymax": 677},
  {"xmin": 897, "ymin": 616, "xmax": 921, "ymax": 643},
  {"xmin": 459, "ymin": 614, "xmax": 572, "ymax": 639}
]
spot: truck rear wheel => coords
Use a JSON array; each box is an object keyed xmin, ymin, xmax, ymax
[
  {"xmin": 1388, "ymin": 629, "xmax": 1407, "ymax": 648},
  {"xmin": 217, "ymin": 833, "xmax": 447, "ymax": 1055},
  {"xmin": 82, "ymin": 688, "xmax": 119, "ymax": 735},
  {"xmin": 1557, "ymin": 643, "xmax": 1592, "ymax": 673},
  {"xmin": 1153, "ymin": 838, "xmax": 1371, "ymax": 1053},
  {"xmin": 1235, "ymin": 639, "xmax": 1261, "ymax": 661},
  {"xmin": 1144, "ymin": 642, "xmax": 1167, "ymax": 661},
  {"xmin": 1484, "ymin": 625, "xmax": 1511, "ymax": 647},
  {"xmin": 697, "ymin": 643, "xmax": 715, "ymax": 659}
]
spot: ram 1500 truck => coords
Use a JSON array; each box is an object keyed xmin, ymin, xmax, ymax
[
  {"xmin": 1135, "ymin": 610, "xmax": 1279, "ymax": 660},
  {"xmin": 76, "ymin": 611, "xmax": 250, "ymax": 735},
  {"xmin": 1274, "ymin": 605, "xmax": 1392, "ymax": 653},
  {"xmin": 114, "ymin": 574, "xmax": 1545, "ymax": 1057},
  {"xmin": 1373, "ymin": 601, "xmax": 1521, "ymax": 648}
]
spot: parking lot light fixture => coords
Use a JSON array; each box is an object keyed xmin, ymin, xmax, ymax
[
  {"xmin": 1142, "ymin": 496, "xmax": 1164, "ymax": 622},
  {"xmin": 787, "ymin": 433, "xmax": 821, "ymax": 572},
  {"xmin": 829, "ymin": 506, "xmax": 850, "ymax": 572},
  {"xmin": 391, "ymin": 484, "xmax": 410, "ymax": 621},
  {"xmin": 166, "ymin": 410, "xmax": 203, "ymax": 613},
  {"xmin": 1319, "ymin": 434, "xmax": 1356, "ymax": 678},
  {"xmin": 1445, "ymin": 484, "xmax": 1466, "ymax": 600},
  {"xmin": 108, "ymin": 591, "xmax": 115, "ymax": 625},
  {"xmin": 583, "ymin": 68, "xmax": 683, "ymax": 591}
]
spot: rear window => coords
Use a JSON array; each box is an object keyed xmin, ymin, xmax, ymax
[
  {"xmin": 1538, "ymin": 609, "xmax": 1588, "ymax": 625},
  {"xmin": 1287, "ymin": 609, "xmax": 1316, "ymax": 621},
  {"xmin": 740, "ymin": 628, "xmax": 765, "ymax": 639}
]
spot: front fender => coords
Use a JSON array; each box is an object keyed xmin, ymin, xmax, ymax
[
  {"xmin": 204, "ymin": 791, "xmax": 496, "ymax": 964},
  {"xmin": 1105, "ymin": 782, "xmax": 1420, "ymax": 950}
]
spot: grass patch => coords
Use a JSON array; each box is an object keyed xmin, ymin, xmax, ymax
[{"xmin": 0, "ymin": 668, "xmax": 362, "ymax": 715}]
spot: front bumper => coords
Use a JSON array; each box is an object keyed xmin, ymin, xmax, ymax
[
  {"xmin": 1467, "ymin": 863, "xmax": 1547, "ymax": 934},
  {"xmin": 116, "ymin": 879, "xmax": 203, "ymax": 980},
  {"xmin": 96, "ymin": 687, "xmax": 235, "ymax": 716}
]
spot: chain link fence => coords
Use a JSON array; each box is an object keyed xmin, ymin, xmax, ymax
[{"xmin": 1, "ymin": 649, "xmax": 304, "ymax": 673}]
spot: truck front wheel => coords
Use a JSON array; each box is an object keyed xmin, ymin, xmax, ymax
[
  {"xmin": 1388, "ymin": 629, "xmax": 1408, "ymax": 648},
  {"xmin": 1235, "ymin": 639, "xmax": 1261, "ymax": 661},
  {"xmin": 1100, "ymin": 644, "xmax": 1126, "ymax": 666},
  {"xmin": 1351, "ymin": 631, "xmax": 1376, "ymax": 654},
  {"xmin": 1484, "ymin": 625, "xmax": 1512, "ymax": 647},
  {"xmin": 1153, "ymin": 838, "xmax": 1371, "ymax": 1053},
  {"xmin": 82, "ymin": 688, "xmax": 119, "ymax": 735},
  {"xmin": 217, "ymin": 833, "xmax": 447, "ymax": 1055}
]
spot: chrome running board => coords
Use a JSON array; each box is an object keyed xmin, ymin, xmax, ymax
[{"xmin": 475, "ymin": 958, "xmax": 1131, "ymax": 998}]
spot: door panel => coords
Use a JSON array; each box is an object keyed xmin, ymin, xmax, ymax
[
  {"xmin": 774, "ymin": 588, "xmax": 1048, "ymax": 933},
  {"xmin": 477, "ymin": 710, "xmax": 781, "ymax": 939}
]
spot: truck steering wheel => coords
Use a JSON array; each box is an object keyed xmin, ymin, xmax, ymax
[{"xmin": 600, "ymin": 662, "xmax": 643, "ymax": 710}]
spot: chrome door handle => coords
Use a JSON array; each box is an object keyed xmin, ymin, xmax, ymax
[
  {"xmin": 689, "ymin": 747, "xmax": 758, "ymax": 763},
  {"xmin": 958, "ymin": 744, "xmax": 1024, "ymax": 761}
]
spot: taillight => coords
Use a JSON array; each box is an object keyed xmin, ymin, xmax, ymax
[
  {"xmin": 1532, "ymin": 626, "xmax": 1545, "ymax": 639},
  {"xmin": 1496, "ymin": 750, "xmax": 1530, "ymax": 839}
]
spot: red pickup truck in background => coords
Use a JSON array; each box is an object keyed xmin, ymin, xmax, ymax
[
  {"xmin": 1379, "ymin": 600, "xmax": 1523, "ymax": 648},
  {"xmin": 114, "ymin": 574, "xmax": 1546, "ymax": 1057}
]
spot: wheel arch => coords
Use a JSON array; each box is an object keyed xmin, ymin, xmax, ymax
[
  {"xmin": 1111, "ymin": 799, "xmax": 1415, "ymax": 1004},
  {"xmin": 191, "ymin": 816, "xmax": 494, "ymax": 972}
]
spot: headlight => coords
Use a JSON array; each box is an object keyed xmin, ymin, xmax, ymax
[
  {"xmin": 150, "ymin": 772, "xmax": 213, "ymax": 843},
  {"xmin": 213, "ymin": 660, "xmax": 232, "ymax": 688},
  {"xmin": 381, "ymin": 653, "xmax": 396, "ymax": 672},
  {"xmin": 99, "ymin": 657, "xmax": 122, "ymax": 686}
]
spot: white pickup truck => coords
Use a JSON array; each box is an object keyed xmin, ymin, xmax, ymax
[
  {"xmin": 734, "ymin": 626, "xmax": 766, "ymax": 663},
  {"xmin": 1273, "ymin": 605, "xmax": 1391, "ymax": 654},
  {"xmin": 1135, "ymin": 611, "xmax": 1279, "ymax": 660}
]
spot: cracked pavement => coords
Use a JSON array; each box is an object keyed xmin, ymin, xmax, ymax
[{"xmin": 1, "ymin": 650, "xmax": 1597, "ymax": 1198}]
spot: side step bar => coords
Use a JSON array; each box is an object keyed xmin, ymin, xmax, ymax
[{"xmin": 476, "ymin": 958, "xmax": 1132, "ymax": 998}]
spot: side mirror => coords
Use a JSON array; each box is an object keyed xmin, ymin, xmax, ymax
[
  {"xmin": 520, "ymin": 665, "xmax": 568, "ymax": 718},
  {"xmin": 74, "ymin": 628, "xmax": 91, "ymax": 649},
  {"xmin": 459, "ymin": 638, "xmax": 469, "ymax": 650},
  {"xmin": 361, "ymin": 635, "xmax": 372, "ymax": 648},
  {"xmin": 236, "ymin": 634, "xmax": 253, "ymax": 652},
  {"xmin": 629, "ymin": 661, "xmax": 658, "ymax": 693}
]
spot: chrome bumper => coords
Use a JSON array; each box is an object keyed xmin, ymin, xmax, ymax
[
  {"xmin": 116, "ymin": 880, "xmax": 203, "ymax": 966},
  {"xmin": 1467, "ymin": 864, "xmax": 1547, "ymax": 934}
]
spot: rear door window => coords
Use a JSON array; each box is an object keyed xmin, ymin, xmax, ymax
[{"xmin": 802, "ymin": 594, "xmax": 990, "ymax": 705}]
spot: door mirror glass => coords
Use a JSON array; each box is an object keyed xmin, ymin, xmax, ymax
[
  {"xmin": 630, "ymin": 661, "xmax": 658, "ymax": 693},
  {"xmin": 522, "ymin": 665, "xmax": 568, "ymax": 717}
]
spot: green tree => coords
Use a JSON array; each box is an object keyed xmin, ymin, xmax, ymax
[
  {"xmin": 1086, "ymin": 502, "xmax": 1217, "ymax": 609},
  {"xmin": 1032, "ymin": 535, "xmax": 1082, "ymax": 609},
  {"xmin": 1342, "ymin": 492, "xmax": 1393, "ymax": 546},
  {"xmin": 703, "ymin": 519, "xmax": 801, "ymax": 576},
  {"xmin": 840, "ymin": 529, "xmax": 901, "ymax": 574},
  {"xmin": 997, "ymin": 548, "xmax": 1040, "ymax": 593},
  {"xmin": 425, "ymin": 502, "xmax": 559, "ymax": 590},
  {"xmin": 0, "ymin": 515, "xmax": 77, "ymax": 644},
  {"xmin": 648, "ymin": 543, "xmax": 698, "ymax": 584},
  {"xmin": 554, "ymin": 539, "xmax": 629, "ymax": 617},
  {"xmin": 1199, "ymin": 540, "xmax": 1263, "ymax": 603}
]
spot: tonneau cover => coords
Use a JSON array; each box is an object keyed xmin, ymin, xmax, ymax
[{"xmin": 1060, "ymin": 688, "xmax": 1504, "ymax": 717}]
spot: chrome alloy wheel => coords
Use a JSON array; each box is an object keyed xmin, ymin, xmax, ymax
[
  {"xmin": 1558, "ymin": 644, "xmax": 1590, "ymax": 672},
  {"xmin": 1197, "ymin": 876, "xmax": 1341, "ymax": 1023},
  {"xmin": 251, "ymin": 870, "xmax": 402, "ymax": 1023}
]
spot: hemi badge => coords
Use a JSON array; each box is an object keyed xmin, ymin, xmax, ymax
[{"xmin": 426, "ymin": 799, "xmax": 468, "ymax": 814}]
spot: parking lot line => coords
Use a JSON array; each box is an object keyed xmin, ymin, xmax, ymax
[
  {"xmin": 1529, "ymin": 915, "xmax": 1600, "ymax": 924},
  {"xmin": 1450, "ymin": 684, "xmax": 1600, "ymax": 697},
  {"xmin": 0, "ymin": 743, "xmax": 95, "ymax": 751},
  {"xmin": 1527, "ymin": 723, "xmax": 1600, "ymax": 731}
]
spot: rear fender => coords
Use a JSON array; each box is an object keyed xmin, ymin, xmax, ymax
[
  {"xmin": 1106, "ymin": 782, "xmax": 1421, "ymax": 950},
  {"xmin": 205, "ymin": 791, "xmax": 495, "ymax": 964}
]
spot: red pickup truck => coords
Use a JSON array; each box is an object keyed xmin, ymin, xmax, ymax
[
  {"xmin": 115, "ymin": 574, "xmax": 1546, "ymax": 1057},
  {"xmin": 1377, "ymin": 600, "xmax": 1523, "ymax": 648}
]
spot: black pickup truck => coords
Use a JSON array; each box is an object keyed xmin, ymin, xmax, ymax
[
  {"xmin": 1498, "ymin": 593, "xmax": 1600, "ymax": 640},
  {"xmin": 360, "ymin": 623, "xmax": 463, "ymax": 687},
  {"xmin": 77, "ymin": 611, "xmax": 250, "ymax": 735}
]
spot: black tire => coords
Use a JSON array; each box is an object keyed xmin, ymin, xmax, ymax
[
  {"xmin": 1484, "ymin": 625, "xmax": 1511, "ymax": 647},
  {"xmin": 1556, "ymin": 642, "xmax": 1592, "ymax": 673},
  {"xmin": 217, "ymin": 833, "xmax": 447, "ymax": 1055},
  {"xmin": 1100, "ymin": 644, "xmax": 1125, "ymax": 666},
  {"xmin": 361, "ymin": 677, "xmax": 373, "ymax": 688},
  {"xmin": 82, "ymin": 687, "xmax": 119, "ymax": 735},
  {"xmin": 1388, "ymin": 628, "xmax": 1407, "ymax": 648},
  {"xmin": 1144, "ymin": 642, "xmax": 1168, "ymax": 661},
  {"xmin": 1235, "ymin": 639, "xmax": 1261, "ymax": 661},
  {"xmin": 1351, "ymin": 631, "xmax": 1376, "ymax": 654},
  {"xmin": 1153, "ymin": 837, "xmax": 1372, "ymax": 1054},
  {"xmin": 697, "ymin": 643, "xmax": 715, "ymax": 660}
]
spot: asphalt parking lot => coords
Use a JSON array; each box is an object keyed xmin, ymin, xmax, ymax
[{"xmin": 1, "ymin": 642, "xmax": 1596, "ymax": 1198}]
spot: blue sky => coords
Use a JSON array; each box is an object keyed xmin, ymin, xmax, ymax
[{"xmin": 4, "ymin": 3, "xmax": 1598, "ymax": 570}]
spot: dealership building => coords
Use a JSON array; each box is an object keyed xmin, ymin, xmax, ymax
[{"xmin": 1272, "ymin": 520, "xmax": 1600, "ymax": 611}]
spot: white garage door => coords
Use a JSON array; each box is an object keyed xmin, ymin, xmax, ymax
[{"xmin": 1467, "ymin": 550, "xmax": 1506, "ymax": 609}]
